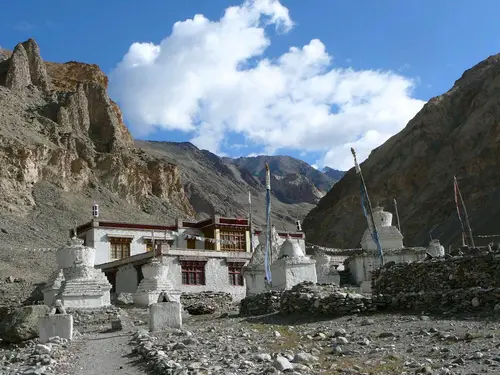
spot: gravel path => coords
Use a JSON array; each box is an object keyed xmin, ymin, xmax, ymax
[{"xmin": 70, "ymin": 331, "xmax": 146, "ymax": 375}]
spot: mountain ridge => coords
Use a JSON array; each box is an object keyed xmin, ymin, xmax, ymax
[{"xmin": 303, "ymin": 52, "xmax": 500, "ymax": 250}]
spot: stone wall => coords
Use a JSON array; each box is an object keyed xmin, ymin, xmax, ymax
[
  {"xmin": 239, "ymin": 291, "xmax": 282, "ymax": 316},
  {"xmin": 372, "ymin": 254, "xmax": 500, "ymax": 314},
  {"xmin": 239, "ymin": 283, "xmax": 375, "ymax": 317},
  {"xmin": 280, "ymin": 282, "xmax": 376, "ymax": 315},
  {"xmin": 181, "ymin": 291, "xmax": 233, "ymax": 313}
]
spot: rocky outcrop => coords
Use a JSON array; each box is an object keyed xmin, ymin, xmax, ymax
[
  {"xmin": 5, "ymin": 39, "xmax": 50, "ymax": 92},
  {"xmin": 21, "ymin": 39, "xmax": 50, "ymax": 91},
  {"xmin": 5, "ymin": 43, "xmax": 31, "ymax": 90},
  {"xmin": 303, "ymin": 53, "xmax": 500, "ymax": 249},
  {"xmin": 0, "ymin": 39, "xmax": 194, "ymax": 217}
]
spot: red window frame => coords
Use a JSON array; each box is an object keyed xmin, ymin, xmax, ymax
[
  {"xmin": 228, "ymin": 262, "xmax": 244, "ymax": 286},
  {"xmin": 181, "ymin": 261, "xmax": 206, "ymax": 285}
]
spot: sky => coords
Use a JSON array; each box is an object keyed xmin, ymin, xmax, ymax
[{"xmin": 2, "ymin": 1, "xmax": 500, "ymax": 171}]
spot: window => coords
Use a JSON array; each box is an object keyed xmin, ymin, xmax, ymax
[
  {"xmin": 228, "ymin": 262, "xmax": 244, "ymax": 286},
  {"xmin": 109, "ymin": 237, "xmax": 131, "ymax": 260},
  {"xmin": 187, "ymin": 238, "xmax": 196, "ymax": 249},
  {"xmin": 181, "ymin": 261, "xmax": 206, "ymax": 285},
  {"xmin": 203, "ymin": 229, "xmax": 215, "ymax": 250},
  {"xmin": 220, "ymin": 230, "xmax": 246, "ymax": 252}
]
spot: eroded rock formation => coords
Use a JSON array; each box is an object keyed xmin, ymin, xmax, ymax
[{"xmin": 0, "ymin": 38, "xmax": 194, "ymax": 217}]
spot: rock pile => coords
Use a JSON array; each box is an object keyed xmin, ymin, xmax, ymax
[
  {"xmin": 0, "ymin": 335, "xmax": 73, "ymax": 375},
  {"xmin": 239, "ymin": 291, "xmax": 283, "ymax": 316},
  {"xmin": 181, "ymin": 291, "xmax": 233, "ymax": 315},
  {"xmin": 280, "ymin": 282, "xmax": 376, "ymax": 315}
]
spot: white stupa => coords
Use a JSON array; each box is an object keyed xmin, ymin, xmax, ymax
[
  {"xmin": 270, "ymin": 235, "xmax": 317, "ymax": 290},
  {"xmin": 360, "ymin": 206, "xmax": 404, "ymax": 250}
]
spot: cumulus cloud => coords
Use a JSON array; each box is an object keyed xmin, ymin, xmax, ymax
[{"xmin": 109, "ymin": 0, "xmax": 425, "ymax": 170}]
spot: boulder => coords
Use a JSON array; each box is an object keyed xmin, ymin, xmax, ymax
[
  {"xmin": 185, "ymin": 302, "xmax": 216, "ymax": 315},
  {"xmin": 115, "ymin": 293, "xmax": 134, "ymax": 306},
  {"xmin": 0, "ymin": 305, "xmax": 49, "ymax": 343}
]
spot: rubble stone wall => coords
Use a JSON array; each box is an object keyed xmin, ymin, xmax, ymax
[
  {"xmin": 372, "ymin": 254, "xmax": 500, "ymax": 314},
  {"xmin": 181, "ymin": 291, "xmax": 233, "ymax": 312},
  {"xmin": 373, "ymin": 254, "xmax": 500, "ymax": 294},
  {"xmin": 280, "ymin": 283, "xmax": 376, "ymax": 315},
  {"xmin": 239, "ymin": 291, "xmax": 282, "ymax": 316},
  {"xmin": 239, "ymin": 283, "xmax": 376, "ymax": 317}
]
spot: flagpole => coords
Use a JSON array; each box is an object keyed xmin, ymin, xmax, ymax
[
  {"xmin": 351, "ymin": 148, "xmax": 384, "ymax": 265},
  {"xmin": 453, "ymin": 176, "xmax": 467, "ymax": 247},
  {"xmin": 152, "ymin": 229, "xmax": 156, "ymax": 260},
  {"xmin": 393, "ymin": 198, "xmax": 402, "ymax": 235},
  {"xmin": 454, "ymin": 176, "xmax": 475, "ymax": 248},
  {"xmin": 248, "ymin": 190, "xmax": 254, "ymax": 252},
  {"xmin": 264, "ymin": 163, "xmax": 273, "ymax": 284}
]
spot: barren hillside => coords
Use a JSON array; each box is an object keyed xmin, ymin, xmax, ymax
[{"xmin": 303, "ymin": 54, "xmax": 500, "ymax": 249}]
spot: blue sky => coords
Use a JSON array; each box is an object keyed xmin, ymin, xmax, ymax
[{"xmin": 2, "ymin": 0, "xmax": 500, "ymax": 170}]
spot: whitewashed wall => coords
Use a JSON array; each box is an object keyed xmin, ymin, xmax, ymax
[
  {"xmin": 109, "ymin": 249, "xmax": 252, "ymax": 301},
  {"xmin": 162, "ymin": 249, "xmax": 251, "ymax": 301},
  {"xmin": 271, "ymin": 259, "xmax": 317, "ymax": 290},
  {"xmin": 83, "ymin": 227, "xmax": 254, "ymax": 265},
  {"xmin": 84, "ymin": 228, "xmax": 175, "ymax": 265}
]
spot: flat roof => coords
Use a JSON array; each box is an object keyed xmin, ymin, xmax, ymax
[
  {"xmin": 75, "ymin": 218, "xmax": 305, "ymax": 239},
  {"xmin": 75, "ymin": 216, "xmax": 251, "ymax": 236}
]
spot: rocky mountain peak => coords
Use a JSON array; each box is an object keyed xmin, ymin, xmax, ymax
[{"xmin": 4, "ymin": 39, "xmax": 50, "ymax": 92}]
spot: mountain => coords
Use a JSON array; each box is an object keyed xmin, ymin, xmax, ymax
[
  {"xmin": 303, "ymin": 53, "xmax": 500, "ymax": 250},
  {"xmin": 223, "ymin": 155, "xmax": 337, "ymax": 204},
  {"xmin": 322, "ymin": 167, "xmax": 345, "ymax": 182},
  {"xmin": 135, "ymin": 142, "xmax": 328, "ymax": 228},
  {"xmin": 0, "ymin": 39, "xmax": 334, "ymax": 291}
]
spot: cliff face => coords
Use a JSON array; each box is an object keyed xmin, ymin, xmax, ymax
[
  {"xmin": 303, "ymin": 54, "xmax": 500, "ymax": 249},
  {"xmin": 0, "ymin": 39, "xmax": 194, "ymax": 257}
]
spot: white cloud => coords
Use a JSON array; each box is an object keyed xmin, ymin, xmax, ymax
[{"xmin": 109, "ymin": 0, "xmax": 425, "ymax": 170}]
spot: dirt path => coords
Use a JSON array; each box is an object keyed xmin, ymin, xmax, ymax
[{"xmin": 69, "ymin": 331, "xmax": 147, "ymax": 375}]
